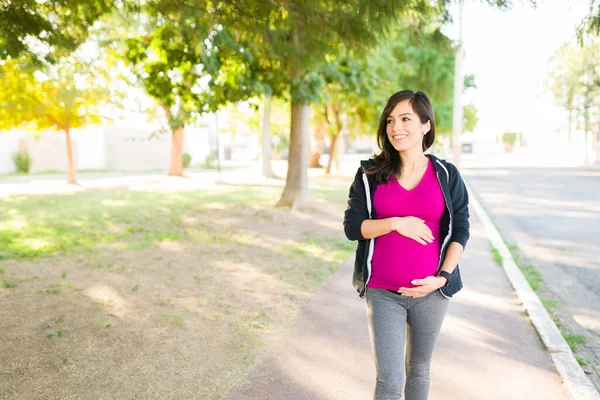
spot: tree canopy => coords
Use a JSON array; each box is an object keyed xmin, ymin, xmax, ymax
[{"xmin": 0, "ymin": 0, "xmax": 118, "ymax": 63}]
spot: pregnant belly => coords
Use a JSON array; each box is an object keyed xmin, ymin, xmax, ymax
[{"xmin": 368, "ymin": 232, "xmax": 441, "ymax": 291}]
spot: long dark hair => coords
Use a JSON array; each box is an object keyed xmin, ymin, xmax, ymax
[{"xmin": 366, "ymin": 90, "xmax": 436, "ymax": 183}]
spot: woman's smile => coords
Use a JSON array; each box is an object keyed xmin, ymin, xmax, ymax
[{"xmin": 391, "ymin": 133, "xmax": 409, "ymax": 141}]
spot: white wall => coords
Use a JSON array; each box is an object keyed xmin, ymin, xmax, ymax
[
  {"xmin": 0, "ymin": 131, "xmax": 21, "ymax": 173},
  {"xmin": 185, "ymin": 127, "xmax": 210, "ymax": 166},
  {"xmin": 27, "ymin": 131, "xmax": 78, "ymax": 173},
  {"xmin": 72, "ymin": 126, "xmax": 105, "ymax": 170},
  {"xmin": 104, "ymin": 126, "xmax": 171, "ymax": 170},
  {"xmin": 1, "ymin": 117, "xmax": 233, "ymax": 174}
]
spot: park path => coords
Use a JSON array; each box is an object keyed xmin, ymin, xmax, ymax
[{"xmin": 229, "ymin": 212, "xmax": 570, "ymax": 400}]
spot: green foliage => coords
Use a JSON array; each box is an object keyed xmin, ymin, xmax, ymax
[
  {"xmin": 3, "ymin": 279, "xmax": 17, "ymax": 288},
  {"xmin": 462, "ymin": 103, "xmax": 479, "ymax": 133},
  {"xmin": 0, "ymin": 55, "xmax": 112, "ymax": 133},
  {"xmin": 562, "ymin": 333, "xmax": 587, "ymax": 352},
  {"xmin": 576, "ymin": 0, "xmax": 600, "ymax": 40},
  {"xmin": 120, "ymin": 4, "xmax": 268, "ymax": 132},
  {"xmin": 313, "ymin": 14, "xmax": 458, "ymax": 141},
  {"xmin": 275, "ymin": 134, "xmax": 290, "ymax": 154},
  {"xmin": 0, "ymin": 177, "xmax": 352, "ymax": 262},
  {"xmin": 183, "ymin": 153, "xmax": 192, "ymax": 168},
  {"xmin": 0, "ymin": 0, "xmax": 116, "ymax": 63},
  {"xmin": 12, "ymin": 152, "xmax": 31, "ymax": 174},
  {"xmin": 0, "ymin": 187, "xmax": 276, "ymax": 260},
  {"xmin": 393, "ymin": 25, "xmax": 457, "ymax": 133},
  {"xmin": 540, "ymin": 298, "xmax": 561, "ymax": 313},
  {"xmin": 503, "ymin": 240, "xmax": 543, "ymax": 292},
  {"xmin": 464, "ymin": 74, "xmax": 477, "ymax": 90},
  {"xmin": 547, "ymin": 38, "xmax": 600, "ymax": 134},
  {"xmin": 502, "ymin": 132, "xmax": 520, "ymax": 145},
  {"xmin": 490, "ymin": 248, "xmax": 502, "ymax": 266},
  {"xmin": 222, "ymin": 0, "xmax": 417, "ymax": 100},
  {"xmin": 520, "ymin": 264, "xmax": 543, "ymax": 292}
]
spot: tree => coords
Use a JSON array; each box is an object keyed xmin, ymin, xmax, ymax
[
  {"xmin": 122, "ymin": 13, "xmax": 212, "ymax": 176},
  {"xmin": 0, "ymin": 56, "xmax": 111, "ymax": 183},
  {"xmin": 548, "ymin": 38, "xmax": 600, "ymax": 161},
  {"xmin": 315, "ymin": 53, "xmax": 384, "ymax": 174},
  {"xmin": 313, "ymin": 48, "xmax": 395, "ymax": 174},
  {"xmin": 0, "ymin": 0, "xmax": 117, "ymax": 63},
  {"xmin": 120, "ymin": 2, "xmax": 272, "ymax": 176},
  {"xmin": 310, "ymin": 13, "xmax": 460, "ymax": 174},
  {"xmin": 577, "ymin": 0, "xmax": 600, "ymax": 40},
  {"xmin": 221, "ymin": 0, "xmax": 448, "ymax": 208},
  {"xmin": 390, "ymin": 21, "xmax": 457, "ymax": 133},
  {"xmin": 548, "ymin": 44, "xmax": 582, "ymax": 143},
  {"xmin": 126, "ymin": 0, "xmax": 523, "ymax": 200}
]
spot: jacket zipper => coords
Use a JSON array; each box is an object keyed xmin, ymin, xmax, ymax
[
  {"xmin": 435, "ymin": 169, "xmax": 453, "ymax": 299},
  {"xmin": 361, "ymin": 173, "xmax": 374, "ymax": 296}
]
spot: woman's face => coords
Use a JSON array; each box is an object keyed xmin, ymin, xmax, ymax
[{"xmin": 385, "ymin": 100, "xmax": 430, "ymax": 154}]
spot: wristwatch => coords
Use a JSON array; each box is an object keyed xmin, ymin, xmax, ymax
[{"xmin": 437, "ymin": 270, "xmax": 452, "ymax": 287}]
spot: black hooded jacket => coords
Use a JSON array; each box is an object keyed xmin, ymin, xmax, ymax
[{"xmin": 343, "ymin": 154, "xmax": 470, "ymax": 298}]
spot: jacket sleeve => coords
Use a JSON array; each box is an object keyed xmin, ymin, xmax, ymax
[
  {"xmin": 448, "ymin": 163, "xmax": 470, "ymax": 248},
  {"xmin": 343, "ymin": 166, "xmax": 369, "ymax": 241}
]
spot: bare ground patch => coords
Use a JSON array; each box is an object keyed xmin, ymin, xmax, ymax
[{"xmin": 0, "ymin": 181, "xmax": 353, "ymax": 400}]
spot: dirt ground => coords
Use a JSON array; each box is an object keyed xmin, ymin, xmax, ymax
[{"xmin": 0, "ymin": 178, "xmax": 353, "ymax": 400}]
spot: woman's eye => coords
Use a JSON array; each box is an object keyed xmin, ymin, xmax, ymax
[
  {"xmin": 386, "ymin": 120, "xmax": 393, "ymax": 124},
  {"xmin": 402, "ymin": 117, "xmax": 410, "ymax": 122}
]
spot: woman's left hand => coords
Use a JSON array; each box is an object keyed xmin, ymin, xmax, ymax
[{"xmin": 397, "ymin": 276, "xmax": 446, "ymax": 298}]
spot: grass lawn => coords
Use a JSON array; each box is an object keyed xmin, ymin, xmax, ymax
[{"xmin": 0, "ymin": 174, "xmax": 355, "ymax": 399}]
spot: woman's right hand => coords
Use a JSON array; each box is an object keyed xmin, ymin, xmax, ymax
[{"xmin": 392, "ymin": 217, "xmax": 435, "ymax": 245}]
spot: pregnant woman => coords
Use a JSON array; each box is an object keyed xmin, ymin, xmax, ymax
[{"xmin": 343, "ymin": 90, "xmax": 470, "ymax": 400}]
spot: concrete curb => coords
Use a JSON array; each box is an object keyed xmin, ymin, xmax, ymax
[{"xmin": 466, "ymin": 182, "xmax": 599, "ymax": 400}]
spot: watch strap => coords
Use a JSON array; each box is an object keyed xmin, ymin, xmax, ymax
[{"xmin": 438, "ymin": 270, "xmax": 452, "ymax": 287}]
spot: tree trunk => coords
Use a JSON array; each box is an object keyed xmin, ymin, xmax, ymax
[
  {"xmin": 261, "ymin": 97, "xmax": 279, "ymax": 178},
  {"xmin": 64, "ymin": 127, "xmax": 76, "ymax": 185},
  {"xmin": 595, "ymin": 124, "xmax": 600, "ymax": 164},
  {"xmin": 567, "ymin": 93, "xmax": 573, "ymax": 143},
  {"xmin": 327, "ymin": 105, "xmax": 345, "ymax": 174},
  {"xmin": 276, "ymin": 101, "xmax": 310, "ymax": 209},
  {"xmin": 309, "ymin": 120, "xmax": 326, "ymax": 168},
  {"xmin": 584, "ymin": 93, "xmax": 591, "ymax": 164},
  {"xmin": 452, "ymin": 1, "xmax": 465, "ymax": 168},
  {"xmin": 336, "ymin": 137, "xmax": 343, "ymax": 172},
  {"xmin": 168, "ymin": 126, "xmax": 185, "ymax": 176},
  {"xmin": 326, "ymin": 133, "xmax": 341, "ymax": 174}
]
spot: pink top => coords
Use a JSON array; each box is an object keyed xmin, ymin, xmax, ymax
[{"xmin": 367, "ymin": 158, "xmax": 445, "ymax": 291}]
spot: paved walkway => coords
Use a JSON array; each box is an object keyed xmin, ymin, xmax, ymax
[
  {"xmin": 0, "ymin": 168, "xmax": 252, "ymax": 198},
  {"xmin": 229, "ymin": 212, "xmax": 571, "ymax": 400}
]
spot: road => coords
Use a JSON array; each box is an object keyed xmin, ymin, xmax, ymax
[{"xmin": 462, "ymin": 162, "xmax": 600, "ymax": 390}]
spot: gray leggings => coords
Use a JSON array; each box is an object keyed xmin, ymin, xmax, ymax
[{"xmin": 365, "ymin": 288, "xmax": 449, "ymax": 400}]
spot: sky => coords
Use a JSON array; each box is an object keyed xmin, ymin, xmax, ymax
[{"xmin": 444, "ymin": 0, "xmax": 590, "ymax": 139}]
